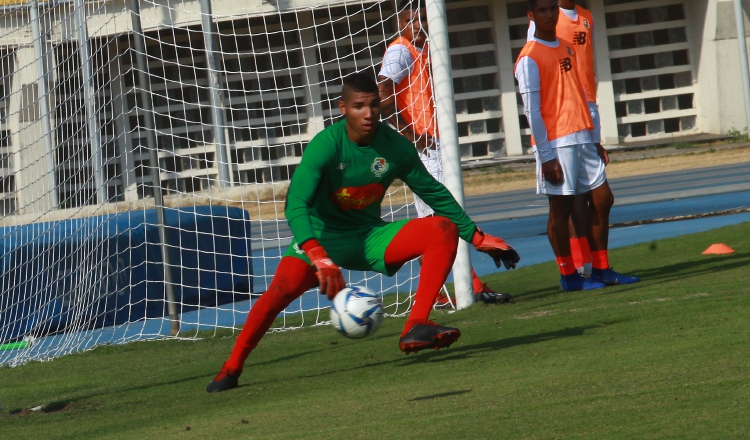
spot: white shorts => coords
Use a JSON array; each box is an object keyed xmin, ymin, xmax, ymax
[
  {"xmin": 535, "ymin": 143, "xmax": 606, "ymax": 196},
  {"xmin": 413, "ymin": 139, "xmax": 443, "ymax": 218}
]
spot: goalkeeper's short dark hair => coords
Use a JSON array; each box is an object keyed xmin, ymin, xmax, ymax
[
  {"xmin": 399, "ymin": 0, "xmax": 425, "ymax": 12},
  {"xmin": 342, "ymin": 72, "xmax": 378, "ymax": 98}
]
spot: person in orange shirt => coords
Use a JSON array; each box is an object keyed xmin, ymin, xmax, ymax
[
  {"xmin": 378, "ymin": 0, "xmax": 512, "ymax": 304},
  {"xmin": 528, "ymin": 0, "xmax": 598, "ymax": 278},
  {"xmin": 516, "ymin": 0, "xmax": 640, "ymax": 291}
]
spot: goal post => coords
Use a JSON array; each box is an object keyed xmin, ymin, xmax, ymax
[
  {"xmin": 0, "ymin": 0, "xmax": 487, "ymax": 366},
  {"xmin": 425, "ymin": 0, "xmax": 473, "ymax": 309}
]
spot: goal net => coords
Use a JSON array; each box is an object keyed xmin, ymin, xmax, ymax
[{"xmin": 0, "ymin": 0, "xmax": 499, "ymax": 366}]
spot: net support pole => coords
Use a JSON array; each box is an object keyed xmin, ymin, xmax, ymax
[
  {"xmin": 734, "ymin": 0, "xmax": 750, "ymax": 134},
  {"xmin": 127, "ymin": 0, "xmax": 180, "ymax": 335},
  {"xmin": 199, "ymin": 0, "xmax": 231, "ymax": 187},
  {"xmin": 425, "ymin": 0, "xmax": 474, "ymax": 309},
  {"xmin": 29, "ymin": 0, "xmax": 58, "ymax": 208},
  {"xmin": 73, "ymin": 0, "xmax": 106, "ymax": 203}
]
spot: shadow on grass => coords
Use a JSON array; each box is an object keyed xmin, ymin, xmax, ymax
[
  {"xmin": 245, "ymin": 329, "xmax": 402, "ymax": 369},
  {"xmin": 14, "ymin": 323, "xmax": 603, "ymax": 405},
  {"xmin": 3, "ymin": 373, "xmax": 207, "ymax": 415},
  {"xmin": 509, "ymin": 252, "xmax": 750, "ymax": 307},
  {"xmin": 409, "ymin": 389, "xmax": 471, "ymax": 401},
  {"xmin": 400, "ymin": 325, "xmax": 599, "ymax": 365},
  {"xmin": 628, "ymin": 252, "xmax": 750, "ymax": 284},
  {"xmin": 240, "ymin": 324, "xmax": 602, "ymax": 388}
]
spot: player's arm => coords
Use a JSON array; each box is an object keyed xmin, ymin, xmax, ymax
[
  {"xmin": 583, "ymin": 11, "xmax": 608, "ymax": 165},
  {"xmin": 377, "ymin": 45, "xmax": 429, "ymax": 150},
  {"xmin": 377, "ymin": 78, "xmax": 415, "ymax": 139},
  {"xmin": 579, "ymin": 84, "xmax": 605, "ymax": 163},
  {"xmin": 285, "ymin": 135, "xmax": 346, "ymax": 298},
  {"xmin": 516, "ymin": 56, "xmax": 564, "ymax": 186},
  {"xmin": 527, "ymin": 19, "xmax": 536, "ymax": 41},
  {"xmin": 285, "ymin": 136, "xmax": 328, "ymax": 244},
  {"xmin": 399, "ymin": 147, "xmax": 520, "ymax": 269},
  {"xmin": 588, "ymin": 102, "xmax": 609, "ymax": 165}
]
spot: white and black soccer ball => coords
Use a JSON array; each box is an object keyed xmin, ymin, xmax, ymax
[{"xmin": 330, "ymin": 286, "xmax": 384, "ymax": 339}]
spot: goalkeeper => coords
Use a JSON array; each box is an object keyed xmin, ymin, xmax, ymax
[{"xmin": 206, "ymin": 73, "xmax": 519, "ymax": 393}]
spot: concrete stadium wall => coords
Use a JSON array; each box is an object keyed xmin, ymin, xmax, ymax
[{"xmin": 1, "ymin": 0, "xmax": 748, "ymax": 218}]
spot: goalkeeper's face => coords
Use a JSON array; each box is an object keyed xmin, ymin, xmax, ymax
[
  {"xmin": 399, "ymin": 7, "xmax": 428, "ymax": 48},
  {"xmin": 338, "ymin": 91, "xmax": 381, "ymax": 143}
]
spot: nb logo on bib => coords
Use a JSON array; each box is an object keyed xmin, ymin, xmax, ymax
[
  {"xmin": 573, "ymin": 31, "xmax": 587, "ymax": 45},
  {"xmin": 559, "ymin": 57, "xmax": 573, "ymax": 73}
]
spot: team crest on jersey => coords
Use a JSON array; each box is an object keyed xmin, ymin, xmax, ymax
[
  {"xmin": 293, "ymin": 243, "xmax": 305, "ymax": 255},
  {"xmin": 567, "ymin": 46, "xmax": 575, "ymax": 56},
  {"xmin": 370, "ymin": 157, "xmax": 388, "ymax": 177},
  {"xmin": 583, "ymin": 19, "xmax": 590, "ymax": 29}
]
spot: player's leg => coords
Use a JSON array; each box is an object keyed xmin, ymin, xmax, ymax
[
  {"xmin": 382, "ymin": 216, "xmax": 462, "ymax": 353},
  {"xmin": 416, "ymin": 142, "xmax": 510, "ymax": 305},
  {"xmin": 584, "ymin": 180, "xmax": 613, "ymax": 254},
  {"xmin": 547, "ymin": 194, "xmax": 575, "ymax": 260},
  {"xmin": 411, "ymin": 148, "xmax": 458, "ymax": 308},
  {"xmin": 206, "ymin": 256, "xmax": 317, "ymax": 393},
  {"xmin": 578, "ymin": 143, "xmax": 640, "ymax": 285},
  {"xmin": 569, "ymin": 194, "xmax": 593, "ymax": 276},
  {"xmin": 471, "ymin": 267, "xmax": 512, "ymax": 304},
  {"xmin": 544, "ymin": 145, "xmax": 606, "ymax": 292}
]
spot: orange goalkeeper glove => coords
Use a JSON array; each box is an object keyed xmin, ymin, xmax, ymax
[
  {"xmin": 301, "ymin": 240, "xmax": 346, "ymax": 300},
  {"xmin": 471, "ymin": 228, "xmax": 520, "ymax": 270}
]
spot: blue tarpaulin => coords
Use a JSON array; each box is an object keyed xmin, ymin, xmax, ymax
[{"xmin": 0, "ymin": 206, "xmax": 252, "ymax": 344}]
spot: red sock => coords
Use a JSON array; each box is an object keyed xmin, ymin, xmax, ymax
[
  {"xmin": 570, "ymin": 238, "xmax": 584, "ymax": 269},
  {"xmin": 570, "ymin": 237, "xmax": 592, "ymax": 269},
  {"xmin": 223, "ymin": 257, "xmax": 317, "ymax": 375},
  {"xmin": 384, "ymin": 217, "xmax": 459, "ymax": 337},
  {"xmin": 592, "ymin": 250, "xmax": 609, "ymax": 270},
  {"xmin": 556, "ymin": 256, "xmax": 576, "ymax": 276},
  {"xmin": 471, "ymin": 267, "xmax": 484, "ymax": 291},
  {"xmin": 579, "ymin": 237, "xmax": 592, "ymax": 266}
]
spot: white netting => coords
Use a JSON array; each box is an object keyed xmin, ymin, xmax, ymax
[{"xmin": 0, "ymin": 0, "xmax": 502, "ymax": 366}]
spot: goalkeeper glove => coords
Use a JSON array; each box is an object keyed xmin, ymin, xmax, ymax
[
  {"xmin": 471, "ymin": 227, "xmax": 520, "ymax": 270},
  {"xmin": 302, "ymin": 240, "xmax": 346, "ymax": 300}
]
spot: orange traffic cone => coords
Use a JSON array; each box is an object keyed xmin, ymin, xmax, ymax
[{"xmin": 702, "ymin": 243, "xmax": 735, "ymax": 255}]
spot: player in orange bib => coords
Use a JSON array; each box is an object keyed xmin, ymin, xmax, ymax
[
  {"xmin": 516, "ymin": 0, "xmax": 640, "ymax": 291},
  {"xmin": 528, "ymin": 0, "xmax": 598, "ymax": 278},
  {"xmin": 378, "ymin": 0, "xmax": 512, "ymax": 305}
]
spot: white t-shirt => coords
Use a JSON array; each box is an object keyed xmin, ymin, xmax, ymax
[{"xmin": 379, "ymin": 43, "xmax": 425, "ymax": 84}]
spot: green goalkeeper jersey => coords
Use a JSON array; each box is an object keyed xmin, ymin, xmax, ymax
[{"xmin": 285, "ymin": 120, "xmax": 476, "ymax": 244}]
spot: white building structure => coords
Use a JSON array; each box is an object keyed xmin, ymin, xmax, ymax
[{"xmin": 0, "ymin": 0, "xmax": 747, "ymax": 215}]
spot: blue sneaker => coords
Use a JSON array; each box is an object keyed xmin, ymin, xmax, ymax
[
  {"xmin": 560, "ymin": 273, "xmax": 607, "ymax": 292},
  {"xmin": 591, "ymin": 267, "xmax": 640, "ymax": 286}
]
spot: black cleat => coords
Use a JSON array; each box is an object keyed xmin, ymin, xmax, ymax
[
  {"xmin": 399, "ymin": 322, "xmax": 461, "ymax": 354},
  {"xmin": 474, "ymin": 284, "xmax": 512, "ymax": 304},
  {"xmin": 206, "ymin": 369, "xmax": 241, "ymax": 393}
]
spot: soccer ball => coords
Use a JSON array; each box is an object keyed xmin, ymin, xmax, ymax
[{"xmin": 330, "ymin": 286, "xmax": 384, "ymax": 339}]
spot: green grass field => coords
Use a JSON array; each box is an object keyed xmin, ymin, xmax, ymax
[{"xmin": 1, "ymin": 222, "xmax": 749, "ymax": 439}]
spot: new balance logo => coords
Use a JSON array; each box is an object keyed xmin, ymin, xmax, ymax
[
  {"xmin": 559, "ymin": 57, "xmax": 573, "ymax": 73},
  {"xmin": 573, "ymin": 31, "xmax": 587, "ymax": 45}
]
